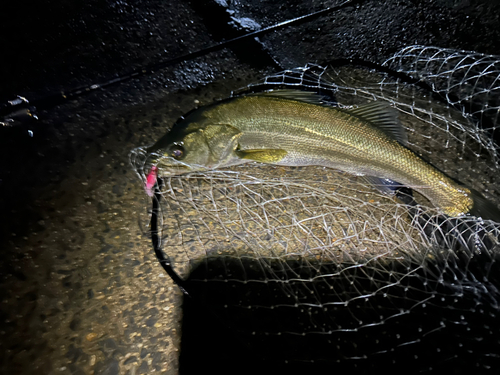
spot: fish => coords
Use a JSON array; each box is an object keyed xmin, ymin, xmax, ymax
[{"xmin": 144, "ymin": 90, "xmax": 500, "ymax": 221}]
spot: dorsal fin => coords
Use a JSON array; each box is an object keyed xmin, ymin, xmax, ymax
[
  {"xmin": 347, "ymin": 102, "xmax": 407, "ymax": 145},
  {"xmin": 254, "ymin": 89, "xmax": 326, "ymax": 106}
]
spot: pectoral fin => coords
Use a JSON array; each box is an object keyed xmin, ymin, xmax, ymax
[{"xmin": 235, "ymin": 148, "xmax": 287, "ymax": 163}]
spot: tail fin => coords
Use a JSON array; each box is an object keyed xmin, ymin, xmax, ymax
[{"xmin": 469, "ymin": 189, "xmax": 500, "ymax": 223}]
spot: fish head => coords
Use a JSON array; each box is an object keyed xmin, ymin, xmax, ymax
[{"xmin": 145, "ymin": 120, "xmax": 242, "ymax": 177}]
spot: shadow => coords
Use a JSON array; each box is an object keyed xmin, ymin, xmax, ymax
[{"xmin": 179, "ymin": 253, "xmax": 500, "ymax": 374}]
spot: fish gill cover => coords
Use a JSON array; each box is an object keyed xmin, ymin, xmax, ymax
[{"xmin": 130, "ymin": 45, "xmax": 500, "ymax": 374}]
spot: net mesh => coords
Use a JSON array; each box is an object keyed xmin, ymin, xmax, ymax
[{"xmin": 130, "ymin": 45, "xmax": 500, "ymax": 371}]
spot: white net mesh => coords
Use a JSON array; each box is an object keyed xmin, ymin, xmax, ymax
[
  {"xmin": 383, "ymin": 45, "xmax": 500, "ymax": 167},
  {"xmin": 130, "ymin": 45, "xmax": 500, "ymax": 371}
]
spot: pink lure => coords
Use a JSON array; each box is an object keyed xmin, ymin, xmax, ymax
[{"xmin": 145, "ymin": 165, "xmax": 158, "ymax": 197}]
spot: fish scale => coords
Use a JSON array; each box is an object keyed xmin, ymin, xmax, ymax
[{"xmin": 147, "ymin": 90, "xmax": 500, "ymax": 221}]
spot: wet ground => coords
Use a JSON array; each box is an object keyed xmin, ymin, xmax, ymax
[{"xmin": 2, "ymin": 0, "xmax": 500, "ymax": 374}]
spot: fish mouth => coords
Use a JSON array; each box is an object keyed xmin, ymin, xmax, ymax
[{"xmin": 146, "ymin": 153, "xmax": 206, "ymax": 178}]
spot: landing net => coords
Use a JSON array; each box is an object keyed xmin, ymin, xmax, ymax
[{"xmin": 129, "ymin": 45, "xmax": 500, "ymax": 371}]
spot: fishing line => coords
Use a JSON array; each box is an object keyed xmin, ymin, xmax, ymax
[{"xmin": 0, "ymin": 0, "xmax": 363, "ymax": 125}]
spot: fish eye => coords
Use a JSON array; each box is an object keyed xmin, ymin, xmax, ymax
[{"xmin": 170, "ymin": 144, "xmax": 185, "ymax": 160}]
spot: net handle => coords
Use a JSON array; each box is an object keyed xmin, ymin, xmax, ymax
[{"xmin": 151, "ymin": 178, "xmax": 190, "ymax": 296}]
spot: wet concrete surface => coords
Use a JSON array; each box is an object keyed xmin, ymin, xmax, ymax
[
  {"xmin": 1, "ymin": 0, "xmax": 500, "ymax": 374},
  {"xmin": 0, "ymin": 73, "xmax": 264, "ymax": 374}
]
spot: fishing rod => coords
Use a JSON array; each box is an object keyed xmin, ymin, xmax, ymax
[{"xmin": 0, "ymin": 0, "xmax": 362, "ymax": 127}]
